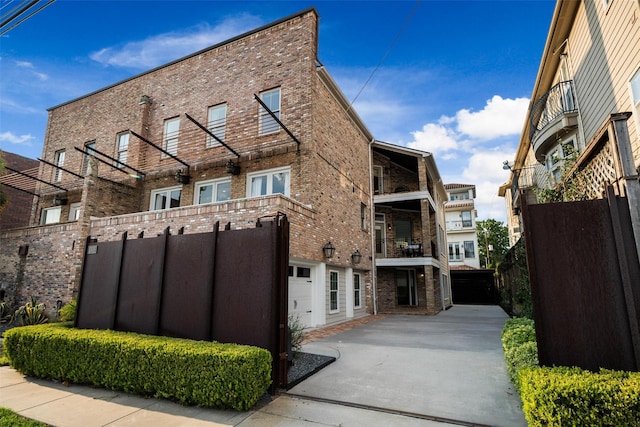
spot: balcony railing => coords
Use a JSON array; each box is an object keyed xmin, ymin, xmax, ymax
[
  {"xmin": 446, "ymin": 220, "xmax": 473, "ymax": 231},
  {"xmin": 529, "ymin": 80, "xmax": 577, "ymax": 144}
]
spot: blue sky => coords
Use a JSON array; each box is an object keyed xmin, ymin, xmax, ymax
[{"xmin": 0, "ymin": 0, "xmax": 556, "ymax": 221}]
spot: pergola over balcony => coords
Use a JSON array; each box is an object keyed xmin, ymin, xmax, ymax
[{"xmin": 529, "ymin": 80, "xmax": 579, "ymax": 162}]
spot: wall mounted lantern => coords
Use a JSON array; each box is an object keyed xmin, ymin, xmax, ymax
[
  {"xmin": 226, "ymin": 159, "xmax": 240, "ymax": 175},
  {"xmin": 322, "ymin": 241, "xmax": 336, "ymax": 259},
  {"xmin": 174, "ymin": 169, "xmax": 191, "ymax": 184},
  {"xmin": 351, "ymin": 250, "xmax": 362, "ymax": 265}
]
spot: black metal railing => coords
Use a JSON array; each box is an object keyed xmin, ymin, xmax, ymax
[{"xmin": 529, "ymin": 80, "xmax": 577, "ymax": 143}]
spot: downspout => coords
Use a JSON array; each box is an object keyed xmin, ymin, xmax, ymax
[{"xmin": 369, "ymin": 138, "xmax": 378, "ymax": 315}]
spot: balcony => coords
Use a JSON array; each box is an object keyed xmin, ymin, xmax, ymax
[
  {"xmin": 445, "ymin": 220, "xmax": 473, "ymax": 232},
  {"xmin": 529, "ymin": 80, "xmax": 579, "ymax": 162}
]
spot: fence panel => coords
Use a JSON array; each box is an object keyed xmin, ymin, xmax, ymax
[{"xmin": 522, "ymin": 194, "xmax": 639, "ymax": 371}]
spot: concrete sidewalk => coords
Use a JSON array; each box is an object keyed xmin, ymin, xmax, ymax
[{"xmin": 0, "ymin": 305, "xmax": 524, "ymax": 426}]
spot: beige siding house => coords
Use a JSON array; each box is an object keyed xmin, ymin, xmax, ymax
[{"xmin": 500, "ymin": 0, "xmax": 640, "ymax": 245}]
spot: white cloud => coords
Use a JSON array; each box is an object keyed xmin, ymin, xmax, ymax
[
  {"xmin": 0, "ymin": 131, "xmax": 34, "ymax": 145},
  {"xmin": 90, "ymin": 14, "xmax": 263, "ymax": 69},
  {"xmin": 456, "ymin": 95, "xmax": 529, "ymax": 140},
  {"xmin": 407, "ymin": 123, "xmax": 459, "ymax": 154},
  {"xmin": 15, "ymin": 60, "xmax": 34, "ymax": 68},
  {"xmin": 14, "ymin": 60, "xmax": 48, "ymax": 80}
]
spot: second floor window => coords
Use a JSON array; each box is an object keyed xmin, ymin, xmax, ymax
[
  {"xmin": 259, "ymin": 87, "xmax": 280, "ymax": 135},
  {"xmin": 163, "ymin": 117, "xmax": 180, "ymax": 157},
  {"xmin": 53, "ymin": 150, "xmax": 65, "ymax": 182},
  {"xmin": 116, "ymin": 132, "xmax": 129, "ymax": 167},
  {"xmin": 247, "ymin": 167, "xmax": 290, "ymax": 197},
  {"xmin": 373, "ymin": 166, "xmax": 383, "ymax": 194},
  {"xmin": 41, "ymin": 206, "xmax": 61, "ymax": 225},
  {"xmin": 207, "ymin": 104, "xmax": 227, "ymax": 147},
  {"xmin": 150, "ymin": 186, "xmax": 182, "ymax": 211},
  {"xmin": 194, "ymin": 178, "xmax": 231, "ymax": 204}
]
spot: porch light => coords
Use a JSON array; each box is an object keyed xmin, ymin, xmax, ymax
[
  {"xmin": 226, "ymin": 159, "xmax": 240, "ymax": 175},
  {"xmin": 174, "ymin": 169, "xmax": 191, "ymax": 184},
  {"xmin": 322, "ymin": 241, "xmax": 336, "ymax": 259},
  {"xmin": 351, "ymin": 250, "xmax": 362, "ymax": 264},
  {"xmin": 53, "ymin": 196, "xmax": 68, "ymax": 206}
]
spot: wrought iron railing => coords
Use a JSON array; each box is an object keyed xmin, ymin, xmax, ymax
[
  {"xmin": 446, "ymin": 220, "xmax": 473, "ymax": 231},
  {"xmin": 529, "ymin": 80, "xmax": 577, "ymax": 143}
]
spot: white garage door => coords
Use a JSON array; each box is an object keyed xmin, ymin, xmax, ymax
[{"xmin": 289, "ymin": 265, "xmax": 313, "ymax": 328}]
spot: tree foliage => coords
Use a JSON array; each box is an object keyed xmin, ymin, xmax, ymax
[{"xmin": 476, "ymin": 219, "xmax": 509, "ymax": 269}]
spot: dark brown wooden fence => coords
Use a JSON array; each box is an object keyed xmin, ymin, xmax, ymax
[
  {"xmin": 75, "ymin": 214, "xmax": 290, "ymax": 391},
  {"xmin": 522, "ymin": 187, "xmax": 640, "ymax": 371}
]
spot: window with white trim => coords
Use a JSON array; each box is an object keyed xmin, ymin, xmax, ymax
[
  {"xmin": 53, "ymin": 150, "xmax": 65, "ymax": 182},
  {"xmin": 360, "ymin": 203, "xmax": 367, "ymax": 231},
  {"xmin": 194, "ymin": 178, "xmax": 231, "ymax": 204},
  {"xmin": 463, "ymin": 241, "xmax": 475, "ymax": 258},
  {"xmin": 163, "ymin": 117, "xmax": 180, "ymax": 156},
  {"xmin": 150, "ymin": 186, "xmax": 182, "ymax": 211},
  {"xmin": 68, "ymin": 203, "xmax": 81, "ymax": 221},
  {"xmin": 116, "ymin": 132, "xmax": 129, "ymax": 167},
  {"xmin": 353, "ymin": 273, "xmax": 362, "ymax": 309},
  {"xmin": 259, "ymin": 87, "xmax": 280, "ymax": 135},
  {"xmin": 330, "ymin": 271, "xmax": 339, "ymax": 312},
  {"xmin": 448, "ymin": 243, "xmax": 462, "ymax": 261},
  {"xmin": 41, "ymin": 206, "xmax": 61, "ymax": 225},
  {"xmin": 461, "ymin": 211, "xmax": 472, "ymax": 228},
  {"xmin": 247, "ymin": 167, "xmax": 290, "ymax": 197},
  {"xmin": 207, "ymin": 104, "xmax": 227, "ymax": 147}
]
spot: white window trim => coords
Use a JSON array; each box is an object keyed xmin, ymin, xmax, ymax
[
  {"xmin": 207, "ymin": 103, "xmax": 227, "ymax": 147},
  {"xmin": 68, "ymin": 202, "xmax": 81, "ymax": 221},
  {"xmin": 373, "ymin": 165, "xmax": 384, "ymax": 194},
  {"xmin": 329, "ymin": 270, "xmax": 340, "ymax": 314},
  {"xmin": 246, "ymin": 166, "xmax": 291, "ymax": 198},
  {"xmin": 116, "ymin": 132, "xmax": 129, "ymax": 168},
  {"xmin": 163, "ymin": 117, "xmax": 180, "ymax": 157},
  {"xmin": 41, "ymin": 206, "xmax": 62, "ymax": 225},
  {"xmin": 259, "ymin": 87, "xmax": 281, "ymax": 136},
  {"xmin": 193, "ymin": 177, "xmax": 232, "ymax": 205},
  {"xmin": 149, "ymin": 185, "xmax": 182, "ymax": 211},
  {"xmin": 353, "ymin": 272, "xmax": 362, "ymax": 309},
  {"xmin": 53, "ymin": 150, "xmax": 65, "ymax": 182}
]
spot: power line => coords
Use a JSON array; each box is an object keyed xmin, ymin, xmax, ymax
[
  {"xmin": 1, "ymin": 0, "xmax": 55, "ymax": 36},
  {"xmin": 348, "ymin": 0, "xmax": 422, "ymax": 112}
]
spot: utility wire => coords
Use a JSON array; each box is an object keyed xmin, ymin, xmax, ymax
[{"xmin": 347, "ymin": 0, "xmax": 422, "ymax": 112}]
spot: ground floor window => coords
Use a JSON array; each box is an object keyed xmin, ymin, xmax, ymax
[
  {"xmin": 448, "ymin": 243, "xmax": 462, "ymax": 261},
  {"xmin": 354, "ymin": 273, "xmax": 362, "ymax": 308},
  {"xmin": 330, "ymin": 271, "xmax": 339, "ymax": 313},
  {"xmin": 463, "ymin": 241, "xmax": 475, "ymax": 258},
  {"xmin": 397, "ymin": 269, "xmax": 417, "ymax": 306}
]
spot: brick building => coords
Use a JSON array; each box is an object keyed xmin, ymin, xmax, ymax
[
  {"xmin": 0, "ymin": 151, "xmax": 38, "ymax": 230},
  {"xmin": 0, "ymin": 8, "xmax": 450, "ymax": 325}
]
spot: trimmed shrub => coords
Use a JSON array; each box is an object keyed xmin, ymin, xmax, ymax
[
  {"xmin": 501, "ymin": 317, "xmax": 538, "ymax": 389},
  {"xmin": 3, "ymin": 323, "xmax": 271, "ymax": 411},
  {"xmin": 519, "ymin": 367, "xmax": 640, "ymax": 427}
]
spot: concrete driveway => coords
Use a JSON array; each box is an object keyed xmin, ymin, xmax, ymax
[{"xmin": 287, "ymin": 305, "xmax": 526, "ymax": 427}]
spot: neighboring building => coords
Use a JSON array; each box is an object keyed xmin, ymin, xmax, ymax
[
  {"xmin": 0, "ymin": 151, "xmax": 38, "ymax": 230},
  {"xmin": 372, "ymin": 141, "xmax": 451, "ymax": 314},
  {"xmin": 0, "ymin": 9, "xmax": 450, "ymax": 324},
  {"xmin": 443, "ymin": 183, "xmax": 480, "ymax": 269},
  {"xmin": 500, "ymin": 0, "xmax": 640, "ymax": 246}
]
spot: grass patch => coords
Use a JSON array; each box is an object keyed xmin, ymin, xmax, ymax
[{"xmin": 0, "ymin": 408, "xmax": 49, "ymax": 426}]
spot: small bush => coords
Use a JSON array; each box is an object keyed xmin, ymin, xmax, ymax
[
  {"xmin": 57, "ymin": 300, "xmax": 76, "ymax": 322},
  {"xmin": 0, "ymin": 301, "xmax": 12, "ymax": 324},
  {"xmin": 501, "ymin": 317, "xmax": 538, "ymax": 388},
  {"xmin": 4, "ymin": 323, "xmax": 271, "ymax": 411},
  {"xmin": 0, "ymin": 407, "xmax": 48, "ymax": 426},
  {"xmin": 519, "ymin": 367, "xmax": 640, "ymax": 426},
  {"xmin": 288, "ymin": 314, "xmax": 306, "ymax": 353},
  {"xmin": 13, "ymin": 296, "xmax": 47, "ymax": 326}
]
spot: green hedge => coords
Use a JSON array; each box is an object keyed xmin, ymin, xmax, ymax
[
  {"xmin": 501, "ymin": 317, "xmax": 538, "ymax": 389},
  {"xmin": 3, "ymin": 323, "xmax": 271, "ymax": 411},
  {"xmin": 519, "ymin": 367, "xmax": 640, "ymax": 427},
  {"xmin": 502, "ymin": 318, "xmax": 640, "ymax": 426}
]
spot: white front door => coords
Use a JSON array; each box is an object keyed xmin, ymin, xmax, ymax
[{"xmin": 288, "ymin": 265, "xmax": 313, "ymax": 328}]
